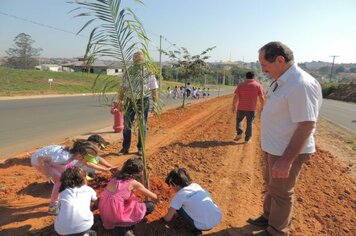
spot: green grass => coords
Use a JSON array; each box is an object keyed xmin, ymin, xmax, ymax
[
  {"xmin": 0, "ymin": 67, "xmax": 112, "ymax": 96},
  {"xmin": 0, "ymin": 67, "xmax": 233, "ymax": 96}
]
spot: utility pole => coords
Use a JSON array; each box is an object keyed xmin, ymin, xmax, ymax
[
  {"xmin": 329, "ymin": 55, "xmax": 339, "ymax": 82},
  {"xmin": 159, "ymin": 35, "xmax": 163, "ymax": 88}
]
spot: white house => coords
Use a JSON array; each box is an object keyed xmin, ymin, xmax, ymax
[
  {"xmin": 35, "ymin": 64, "xmax": 61, "ymax": 72},
  {"xmin": 62, "ymin": 59, "xmax": 123, "ymax": 76}
]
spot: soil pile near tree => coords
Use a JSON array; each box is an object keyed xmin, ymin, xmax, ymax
[{"xmin": 0, "ymin": 95, "xmax": 355, "ymax": 236}]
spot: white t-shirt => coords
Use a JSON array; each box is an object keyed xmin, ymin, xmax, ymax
[
  {"xmin": 31, "ymin": 145, "xmax": 74, "ymax": 166},
  {"xmin": 55, "ymin": 185, "xmax": 97, "ymax": 235},
  {"xmin": 122, "ymin": 70, "xmax": 158, "ymax": 99},
  {"xmin": 170, "ymin": 183, "xmax": 222, "ymax": 230},
  {"xmin": 261, "ymin": 64, "xmax": 322, "ymax": 155}
]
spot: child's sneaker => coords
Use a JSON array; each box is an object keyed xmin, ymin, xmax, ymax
[
  {"xmin": 84, "ymin": 230, "xmax": 97, "ymax": 236},
  {"xmin": 48, "ymin": 205, "xmax": 59, "ymax": 215},
  {"xmin": 234, "ymin": 133, "xmax": 242, "ymax": 140},
  {"xmin": 124, "ymin": 230, "xmax": 135, "ymax": 236}
]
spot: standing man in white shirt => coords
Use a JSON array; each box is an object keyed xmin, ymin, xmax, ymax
[
  {"xmin": 248, "ymin": 42, "xmax": 322, "ymax": 236},
  {"xmin": 117, "ymin": 51, "xmax": 158, "ymax": 156}
]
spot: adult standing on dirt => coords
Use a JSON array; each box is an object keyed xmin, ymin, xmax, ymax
[
  {"xmin": 248, "ymin": 42, "xmax": 322, "ymax": 236},
  {"xmin": 232, "ymin": 71, "xmax": 265, "ymax": 143},
  {"xmin": 117, "ymin": 51, "xmax": 158, "ymax": 156}
]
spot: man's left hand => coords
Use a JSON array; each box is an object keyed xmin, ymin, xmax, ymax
[{"xmin": 272, "ymin": 158, "xmax": 292, "ymax": 178}]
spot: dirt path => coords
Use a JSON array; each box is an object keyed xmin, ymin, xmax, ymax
[{"xmin": 0, "ymin": 95, "xmax": 355, "ymax": 236}]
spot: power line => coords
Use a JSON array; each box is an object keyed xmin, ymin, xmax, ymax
[
  {"xmin": 0, "ymin": 11, "xmax": 88, "ymax": 38},
  {"xmin": 0, "ymin": 10, "xmax": 181, "ymax": 59}
]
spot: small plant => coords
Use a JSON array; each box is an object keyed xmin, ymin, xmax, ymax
[
  {"xmin": 164, "ymin": 47, "xmax": 215, "ymax": 108},
  {"xmin": 70, "ymin": 0, "xmax": 159, "ymax": 188}
]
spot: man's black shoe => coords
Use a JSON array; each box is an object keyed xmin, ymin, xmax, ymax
[
  {"xmin": 118, "ymin": 148, "xmax": 129, "ymax": 156},
  {"xmin": 247, "ymin": 215, "xmax": 269, "ymax": 227}
]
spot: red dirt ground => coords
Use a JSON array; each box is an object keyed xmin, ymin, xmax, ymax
[{"xmin": 0, "ymin": 95, "xmax": 355, "ymax": 236}]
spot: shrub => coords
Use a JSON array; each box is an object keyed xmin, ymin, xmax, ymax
[{"xmin": 321, "ymin": 82, "xmax": 338, "ymax": 97}]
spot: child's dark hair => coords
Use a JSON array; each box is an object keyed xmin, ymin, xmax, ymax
[
  {"xmin": 59, "ymin": 167, "xmax": 86, "ymax": 192},
  {"xmin": 115, "ymin": 157, "xmax": 144, "ymax": 181},
  {"xmin": 68, "ymin": 141, "xmax": 98, "ymax": 156},
  {"xmin": 246, "ymin": 71, "xmax": 255, "ymax": 79},
  {"xmin": 165, "ymin": 167, "xmax": 192, "ymax": 188},
  {"xmin": 87, "ymin": 134, "xmax": 109, "ymax": 146}
]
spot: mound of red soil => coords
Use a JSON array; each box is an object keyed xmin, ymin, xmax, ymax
[{"xmin": 0, "ymin": 95, "xmax": 355, "ymax": 236}]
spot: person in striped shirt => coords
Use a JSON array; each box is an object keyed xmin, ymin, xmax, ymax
[{"xmin": 232, "ymin": 71, "xmax": 265, "ymax": 143}]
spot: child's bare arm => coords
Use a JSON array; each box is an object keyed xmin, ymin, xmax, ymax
[
  {"xmin": 163, "ymin": 207, "xmax": 177, "ymax": 222},
  {"xmin": 131, "ymin": 180, "xmax": 159, "ymax": 202},
  {"xmin": 81, "ymin": 160, "xmax": 111, "ymax": 172},
  {"xmin": 98, "ymin": 157, "xmax": 113, "ymax": 168}
]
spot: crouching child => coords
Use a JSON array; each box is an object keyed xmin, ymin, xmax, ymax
[{"xmin": 163, "ymin": 167, "xmax": 222, "ymax": 236}]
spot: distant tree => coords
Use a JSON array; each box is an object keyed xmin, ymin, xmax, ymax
[
  {"xmin": 335, "ymin": 66, "xmax": 345, "ymax": 74},
  {"xmin": 230, "ymin": 65, "xmax": 250, "ymax": 85},
  {"xmin": 350, "ymin": 67, "xmax": 356, "ymax": 73},
  {"xmin": 318, "ymin": 66, "xmax": 330, "ymax": 74},
  {"xmin": 165, "ymin": 46, "xmax": 215, "ymax": 107},
  {"xmin": 5, "ymin": 33, "xmax": 42, "ymax": 69}
]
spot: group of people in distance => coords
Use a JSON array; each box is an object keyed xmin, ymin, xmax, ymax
[
  {"xmin": 167, "ymin": 85, "xmax": 210, "ymax": 100},
  {"xmin": 31, "ymin": 41, "xmax": 322, "ymax": 236}
]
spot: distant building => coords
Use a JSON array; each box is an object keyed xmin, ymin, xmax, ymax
[
  {"xmin": 35, "ymin": 64, "xmax": 61, "ymax": 72},
  {"xmin": 62, "ymin": 58, "xmax": 123, "ymax": 76}
]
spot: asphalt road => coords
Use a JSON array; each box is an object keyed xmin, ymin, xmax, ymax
[
  {"xmin": 1, "ymin": 92, "xmax": 354, "ymax": 161},
  {"xmin": 319, "ymin": 99, "xmax": 356, "ymax": 133},
  {"xmin": 0, "ymin": 89, "xmax": 233, "ymax": 160}
]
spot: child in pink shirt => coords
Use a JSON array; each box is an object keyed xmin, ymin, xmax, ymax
[{"xmin": 99, "ymin": 157, "xmax": 159, "ymax": 235}]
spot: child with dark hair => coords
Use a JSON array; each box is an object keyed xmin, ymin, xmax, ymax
[
  {"xmin": 163, "ymin": 168, "xmax": 222, "ymax": 236},
  {"xmin": 54, "ymin": 167, "xmax": 97, "ymax": 236},
  {"xmin": 31, "ymin": 141, "xmax": 113, "ymax": 214},
  {"xmin": 99, "ymin": 157, "xmax": 159, "ymax": 235},
  {"xmin": 69, "ymin": 134, "xmax": 114, "ymax": 179},
  {"xmin": 87, "ymin": 134, "xmax": 109, "ymax": 150}
]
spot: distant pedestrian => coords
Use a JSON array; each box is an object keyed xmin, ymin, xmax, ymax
[
  {"xmin": 248, "ymin": 41, "xmax": 322, "ymax": 236},
  {"xmin": 232, "ymin": 71, "xmax": 265, "ymax": 143},
  {"xmin": 185, "ymin": 82, "xmax": 192, "ymax": 98},
  {"xmin": 167, "ymin": 86, "xmax": 172, "ymax": 98},
  {"xmin": 173, "ymin": 86, "xmax": 179, "ymax": 99}
]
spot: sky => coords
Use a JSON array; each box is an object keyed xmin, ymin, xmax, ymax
[{"xmin": 0, "ymin": 0, "xmax": 355, "ymax": 64}]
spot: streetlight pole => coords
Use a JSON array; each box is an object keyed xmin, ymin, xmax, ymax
[
  {"xmin": 159, "ymin": 35, "xmax": 163, "ymax": 88},
  {"xmin": 329, "ymin": 55, "xmax": 339, "ymax": 82}
]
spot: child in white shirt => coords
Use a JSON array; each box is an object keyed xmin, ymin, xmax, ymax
[
  {"xmin": 54, "ymin": 167, "xmax": 97, "ymax": 236},
  {"xmin": 163, "ymin": 168, "xmax": 222, "ymax": 236}
]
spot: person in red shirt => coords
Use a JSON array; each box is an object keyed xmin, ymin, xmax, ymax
[{"xmin": 232, "ymin": 72, "xmax": 265, "ymax": 143}]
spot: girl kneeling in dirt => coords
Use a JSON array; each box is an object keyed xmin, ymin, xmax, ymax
[
  {"xmin": 163, "ymin": 168, "xmax": 222, "ymax": 236},
  {"xmin": 99, "ymin": 157, "xmax": 159, "ymax": 236},
  {"xmin": 54, "ymin": 167, "xmax": 97, "ymax": 236},
  {"xmin": 67, "ymin": 134, "xmax": 114, "ymax": 179},
  {"xmin": 31, "ymin": 141, "xmax": 113, "ymax": 214}
]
